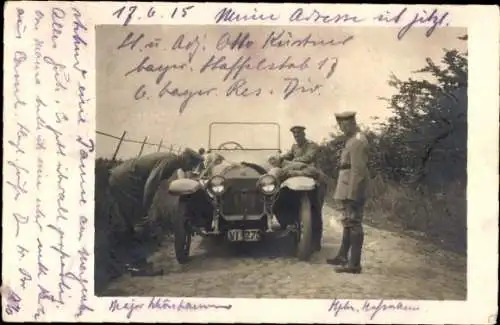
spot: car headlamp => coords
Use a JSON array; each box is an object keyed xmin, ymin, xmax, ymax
[
  {"xmin": 257, "ymin": 174, "xmax": 278, "ymax": 194},
  {"xmin": 208, "ymin": 175, "xmax": 226, "ymax": 195}
]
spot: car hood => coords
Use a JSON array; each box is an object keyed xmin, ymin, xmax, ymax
[
  {"xmin": 205, "ymin": 150, "xmax": 276, "ymax": 178},
  {"xmin": 211, "ymin": 161, "xmax": 265, "ymax": 179}
]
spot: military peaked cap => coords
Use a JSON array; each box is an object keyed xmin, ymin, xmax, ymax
[
  {"xmin": 334, "ymin": 111, "xmax": 356, "ymax": 120},
  {"xmin": 290, "ymin": 125, "xmax": 306, "ymax": 132}
]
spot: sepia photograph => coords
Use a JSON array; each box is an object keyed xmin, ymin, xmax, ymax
[{"xmin": 93, "ymin": 24, "xmax": 468, "ymax": 301}]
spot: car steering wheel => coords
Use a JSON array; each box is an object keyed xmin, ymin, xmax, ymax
[{"xmin": 217, "ymin": 141, "xmax": 244, "ymax": 150}]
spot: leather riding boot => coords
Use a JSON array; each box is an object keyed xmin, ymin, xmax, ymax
[
  {"xmin": 313, "ymin": 229, "xmax": 322, "ymax": 251},
  {"xmin": 349, "ymin": 225, "xmax": 364, "ymax": 267},
  {"xmin": 334, "ymin": 225, "xmax": 364, "ymax": 273},
  {"xmin": 326, "ymin": 227, "xmax": 350, "ymax": 265}
]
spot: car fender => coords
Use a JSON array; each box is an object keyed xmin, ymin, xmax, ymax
[
  {"xmin": 168, "ymin": 178, "xmax": 202, "ymax": 196},
  {"xmin": 280, "ymin": 176, "xmax": 316, "ymax": 191}
]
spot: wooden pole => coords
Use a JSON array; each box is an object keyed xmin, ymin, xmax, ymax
[
  {"xmin": 138, "ymin": 136, "xmax": 148, "ymax": 157},
  {"xmin": 157, "ymin": 139, "xmax": 163, "ymax": 152},
  {"xmin": 112, "ymin": 131, "xmax": 127, "ymax": 161},
  {"xmin": 169, "ymin": 144, "xmax": 174, "ymax": 152}
]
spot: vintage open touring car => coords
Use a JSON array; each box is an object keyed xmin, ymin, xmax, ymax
[{"xmin": 167, "ymin": 122, "xmax": 325, "ymax": 264}]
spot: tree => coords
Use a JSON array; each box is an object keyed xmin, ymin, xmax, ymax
[
  {"xmin": 376, "ymin": 49, "xmax": 467, "ymax": 186},
  {"xmin": 317, "ymin": 48, "xmax": 468, "ymax": 189}
]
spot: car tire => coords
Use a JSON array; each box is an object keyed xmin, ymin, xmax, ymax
[
  {"xmin": 295, "ymin": 193, "xmax": 314, "ymax": 261},
  {"xmin": 174, "ymin": 201, "xmax": 192, "ymax": 264}
]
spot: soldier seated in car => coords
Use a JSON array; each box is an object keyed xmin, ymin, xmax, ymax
[
  {"xmin": 268, "ymin": 125, "xmax": 326, "ymax": 252},
  {"xmin": 280, "ymin": 125, "xmax": 318, "ymax": 167},
  {"xmin": 268, "ymin": 126, "xmax": 320, "ymax": 177}
]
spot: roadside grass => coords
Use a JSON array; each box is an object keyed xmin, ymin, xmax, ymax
[{"xmin": 326, "ymin": 175, "xmax": 466, "ymax": 255}]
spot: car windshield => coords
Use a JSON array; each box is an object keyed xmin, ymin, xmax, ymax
[{"xmin": 208, "ymin": 122, "xmax": 281, "ymax": 166}]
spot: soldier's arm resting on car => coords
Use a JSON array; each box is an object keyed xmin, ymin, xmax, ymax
[
  {"xmin": 279, "ymin": 147, "xmax": 295, "ymax": 162},
  {"xmin": 292, "ymin": 142, "xmax": 319, "ymax": 164},
  {"xmin": 347, "ymin": 137, "xmax": 369, "ymax": 201},
  {"xmin": 283, "ymin": 161, "xmax": 307, "ymax": 171}
]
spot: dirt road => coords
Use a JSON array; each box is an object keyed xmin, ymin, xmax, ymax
[{"xmin": 101, "ymin": 205, "xmax": 466, "ymax": 300}]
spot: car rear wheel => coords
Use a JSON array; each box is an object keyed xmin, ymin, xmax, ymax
[
  {"xmin": 174, "ymin": 201, "xmax": 192, "ymax": 264},
  {"xmin": 295, "ymin": 193, "xmax": 314, "ymax": 261}
]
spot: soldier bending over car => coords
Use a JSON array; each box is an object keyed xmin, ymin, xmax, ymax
[
  {"xmin": 327, "ymin": 111, "xmax": 370, "ymax": 274},
  {"xmin": 269, "ymin": 125, "xmax": 327, "ymax": 252},
  {"xmin": 107, "ymin": 148, "xmax": 204, "ymax": 273}
]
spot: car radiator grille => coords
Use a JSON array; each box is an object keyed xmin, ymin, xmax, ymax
[{"xmin": 221, "ymin": 178, "xmax": 264, "ymax": 215}]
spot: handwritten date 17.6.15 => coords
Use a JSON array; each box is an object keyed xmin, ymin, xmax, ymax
[{"xmin": 112, "ymin": 5, "xmax": 195, "ymax": 26}]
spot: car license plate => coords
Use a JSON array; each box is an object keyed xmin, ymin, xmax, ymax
[{"xmin": 227, "ymin": 229, "xmax": 261, "ymax": 242}]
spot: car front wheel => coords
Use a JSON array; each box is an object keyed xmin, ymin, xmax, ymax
[
  {"xmin": 174, "ymin": 201, "xmax": 192, "ymax": 264},
  {"xmin": 295, "ymin": 192, "xmax": 314, "ymax": 261}
]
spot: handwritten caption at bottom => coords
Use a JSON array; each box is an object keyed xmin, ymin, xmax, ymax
[
  {"xmin": 109, "ymin": 297, "xmax": 233, "ymax": 319},
  {"xmin": 329, "ymin": 299, "xmax": 420, "ymax": 320}
]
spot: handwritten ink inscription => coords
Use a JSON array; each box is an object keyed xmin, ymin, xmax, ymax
[
  {"xmin": 109, "ymin": 297, "xmax": 232, "ymax": 319},
  {"xmin": 5, "ymin": 5, "xmax": 95, "ymax": 321},
  {"xmin": 114, "ymin": 6, "xmax": 450, "ymax": 115},
  {"xmin": 373, "ymin": 8, "xmax": 450, "ymax": 40},
  {"xmin": 3, "ymin": 286, "xmax": 22, "ymax": 315},
  {"xmin": 112, "ymin": 5, "xmax": 195, "ymax": 26},
  {"xmin": 117, "ymin": 28, "xmax": 352, "ymax": 114},
  {"xmin": 214, "ymin": 6, "xmax": 450, "ymax": 40},
  {"xmin": 7, "ymin": 39, "xmax": 32, "ymax": 249},
  {"xmin": 13, "ymin": 50, "xmax": 27, "ymax": 110},
  {"xmin": 328, "ymin": 299, "xmax": 420, "ymax": 320}
]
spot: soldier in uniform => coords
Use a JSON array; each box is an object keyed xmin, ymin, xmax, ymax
[
  {"xmin": 278, "ymin": 125, "xmax": 319, "ymax": 167},
  {"xmin": 326, "ymin": 111, "xmax": 370, "ymax": 274},
  {"xmin": 107, "ymin": 148, "xmax": 204, "ymax": 274},
  {"xmin": 270, "ymin": 125, "xmax": 325, "ymax": 251},
  {"xmin": 108, "ymin": 148, "xmax": 204, "ymax": 240}
]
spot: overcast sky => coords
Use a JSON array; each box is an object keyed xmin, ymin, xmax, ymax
[{"xmin": 96, "ymin": 25, "xmax": 466, "ymax": 159}]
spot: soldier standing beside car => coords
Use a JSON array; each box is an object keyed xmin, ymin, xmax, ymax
[{"xmin": 327, "ymin": 111, "xmax": 370, "ymax": 274}]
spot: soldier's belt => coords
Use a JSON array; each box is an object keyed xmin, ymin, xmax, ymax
[{"xmin": 339, "ymin": 164, "xmax": 351, "ymax": 170}]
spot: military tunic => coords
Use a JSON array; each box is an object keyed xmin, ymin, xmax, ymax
[
  {"xmin": 334, "ymin": 132, "xmax": 369, "ymax": 201},
  {"xmin": 334, "ymin": 131, "xmax": 369, "ymax": 227},
  {"xmin": 108, "ymin": 152, "xmax": 183, "ymax": 232},
  {"xmin": 280, "ymin": 140, "xmax": 319, "ymax": 165}
]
